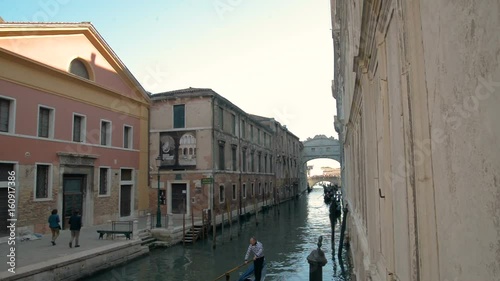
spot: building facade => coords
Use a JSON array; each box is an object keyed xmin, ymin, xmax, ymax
[
  {"xmin": 331, "ymin": 0, "xmax": 500, "ymax": 280},
  {"xmin": 249, "ymin": 115, "xmax": 304, "ymax": 200},
  {"xmin": 149, "ymin": 88, "xmax": 303, "ymax": 226},
  {"xmin": 0, "ymin": 22, "xmax": 150, "ymax": 236}
]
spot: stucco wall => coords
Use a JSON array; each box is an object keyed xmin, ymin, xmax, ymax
[
  {"xmin": 0, "ymin": 33, "xmax": 139, "ymax": 100},
  {"xmin": 333, "ymin": 0, "xmax": 500, "ymax": 280},
  {"xmin": 420, "ymin": 0, "xmax": 500, "ymax": 279}
]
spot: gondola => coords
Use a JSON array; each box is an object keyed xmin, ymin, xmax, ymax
[{"xmin": 238, "ymin": 260, "xmax": 267, "ymax": 281}]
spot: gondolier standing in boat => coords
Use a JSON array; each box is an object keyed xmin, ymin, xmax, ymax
[{"xmin": 244, "ymin": 237, "xmax": 265, "ymax": 281}]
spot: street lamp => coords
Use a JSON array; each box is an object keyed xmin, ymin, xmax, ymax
[{"xmin": 155, "ymin": 156, "xmax": 162, "ymax": 228}]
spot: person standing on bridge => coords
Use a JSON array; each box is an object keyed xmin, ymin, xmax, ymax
[{"xmin": 244, "ymin": 237, "xmax": 264, "ymax": 281}]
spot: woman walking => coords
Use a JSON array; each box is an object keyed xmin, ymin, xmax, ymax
[
  {"xmin": 47, "ymin": 209, "xmax": 60, "ymax": 246},
  {"xmin": 68, "ymin": 210, "xmax": 82, "ymax": 248}
]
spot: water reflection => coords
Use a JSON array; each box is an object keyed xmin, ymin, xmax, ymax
[{"xmin": 84, "ymin": 187, "xmax": 350, "ymax": 281}]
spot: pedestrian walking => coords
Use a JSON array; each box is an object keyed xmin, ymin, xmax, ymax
[
  {"xmin": 68, "ymin": 209, "xmax": 82, "ymax": 248},
  {"xmin": 47, "ymin": 209, "xmax": 60, "ymax": 246},
  {"xmin": 244, "ymin": 237, "xmax": 265, "ymax": 281}
]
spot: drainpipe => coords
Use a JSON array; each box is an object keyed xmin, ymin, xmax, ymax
[
  {"xmin": 211, "ymin": 95, "xmax": 216, "ymax": 249},
  {"xmin": 148, "ymin": 102, "xmax": 151, "ymax": 216},
  {"xmin": 238, "ymin": 113, "xmax": 242, "ymax": 236}
]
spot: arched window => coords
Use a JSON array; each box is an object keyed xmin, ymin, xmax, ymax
[{"xmin": 69, "ymin": 59, "xmax": 90, "ymax": 79}]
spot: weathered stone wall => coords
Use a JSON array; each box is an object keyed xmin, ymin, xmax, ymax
[{"xmin": 332, "ymin": 0, "xmax": 500, "ymax": 280}]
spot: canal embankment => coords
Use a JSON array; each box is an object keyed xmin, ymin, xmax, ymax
[
  {"xmin": 0, "ymin": 240, "xmax": 148, "ymax": 281},
  {"xmin": 0, "ymin": 195, "xmax": 300, "ymax": 281},
  {"xmin": 83, "ymin": 187, "xmax": 351, "ymax": 281}
]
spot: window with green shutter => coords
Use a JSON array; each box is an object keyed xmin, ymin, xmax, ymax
[
  {"xmin": 173, "ymin": 104, "xmax": 185, "ymax": 128},
  {"xmin": 0, "ymin": 98, "xmax": 10, "ymax": 132}
]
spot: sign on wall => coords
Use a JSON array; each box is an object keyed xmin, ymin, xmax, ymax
[{"xmin": 159, "ymin": 131, "xmax": 197, "ymax": 169}]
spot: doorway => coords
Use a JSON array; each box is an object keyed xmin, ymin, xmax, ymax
[
  {"xmin": 171, "ymin": 183, "xmax": 187, "ymax": 214},
  {"xmin": 62, "ymin": 175, "xmax": 85, "ymax": 229},
  {"xmin": 120, "ymin": 185, "xmax": 132, "ymax": 217}
]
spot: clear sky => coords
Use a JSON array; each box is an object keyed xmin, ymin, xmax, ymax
[{"xmin": 0, "ymin": 0, "xmax": 339, "ymax": 173}]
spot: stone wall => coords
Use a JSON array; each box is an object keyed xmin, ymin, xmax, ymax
[{"xmin": 332, "ymin": 0, "xmax": 500, "ymax": 280}]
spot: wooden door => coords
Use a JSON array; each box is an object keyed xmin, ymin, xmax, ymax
[{"xmin": 120, "ymin": 185, "xmax": 132, "ymax": 217}]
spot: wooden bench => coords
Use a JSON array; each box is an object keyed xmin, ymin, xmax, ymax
[{"xmin": 97, "ymin": 230, "xmax": 132, "ymax": 240}]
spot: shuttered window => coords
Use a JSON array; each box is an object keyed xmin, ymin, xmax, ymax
[
  {"xmin": 124, "ymin": 126, "xmax": 132, "ymax": 148},
  {"xmin": 38, "ymin": 107, "xmax": 51, "ymax": 138},
  {"xmin": 0, "ymin": 98, "xmax": 10, "ymax": 132},
  {"xmin": 173, "ymin": 104, "xmax": 185, "ymax": 128},
  {"xmin": 101, "ymin": 121, "xmax": 111, "ymax": 145},
  {"xmin": 73, "ymin": 115, "xmax": 82, "ymax": 142}
]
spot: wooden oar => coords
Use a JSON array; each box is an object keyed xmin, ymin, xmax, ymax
[{"xmin": 212, "ymin": 262, "xmax": 249, "ymax": 281}]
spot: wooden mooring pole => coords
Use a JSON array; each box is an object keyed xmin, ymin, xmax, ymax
[{"xmin": 226, "ymin": 200, "xmax": 232, "ymax": 241}]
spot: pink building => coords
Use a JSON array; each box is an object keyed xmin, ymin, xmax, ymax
[{"xmin": 0, "ymin": 22, "xmax": 151, "ymax": 236}]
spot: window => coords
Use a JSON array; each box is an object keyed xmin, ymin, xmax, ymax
[
  {"xmin": 265, "ymin": 182, "xmax": 268, "ymax": 194},
  {"xmin": 35, "ymin": 164, "xmax": 51, "ymax": 199},
  {"xmin": 242, "ymin": 183, "xmax": 247, "ymax": 199},
  {"xmin": 218, "ymin": 141, "xmax": 225, "ymax": 170},
  {"xmin": 242, "ymin": 148, "xmax": 247, "ymax": 172},
  {"xmin": 69, "ymin": 59, "xmax": 90, "ymax": 79},
  {"xmin": 270, "ymin": 156, "xmax": 273, "ymax": 173},
  {"xmin": 219, "ymin": 106, "xmax": 224, "ymax": 130},
  {"xmin": 100, "ymin": 120, "xmax": 111, "ymax": 146},
  {"xmin": 38, "ymin": 106, "xmax": 54, "ymax": 138},
  {"xmin": 258, "ymin": 153, "xmax": 262, "ymax": 173},
  {"xmin": 72, "ymin": 114, "xmax": 86, "ymax": 142},
  {"xmin": 99, "ymin": 167, "xmax": 110, "ymax": 196},
  {"xmin": 241, "ymin": 120, "xmax": 246, "ymax": 139},
  {"xmin": 250, "ymin": 125, "xmax": 254, "ymax": 141},
  {"xmin": 264, "ymin": 133, "xmax": 267, "ymax": 147},
  {"xmin": 0, "ymin": 163, "xmax": 15, "ymax": 188},
  {"xmin": 121, "ymin": 169, "xmax": 133, "ymax": 181},
  {"xmin": 232, "ymin": 184, "xmax": 237, "ymax": 200},
  {"xmin": 173, "ymin": 104, "xmax": 185, "ymax": 128},
  {"xmin": 0, "ymin": 97, "xmax": 15, "ymax": 133},
  {"xmin": 124, "ymin": 125, "xmax": 132, "ymax": 148},
  {"xmin": 232, "ymin": 114, "xmax": 236, "ymax": 135},
  {"xmin": 219, "ymin": 185, "xmax": 225, "ymax": 203},
  {"xmin": 264, "ymin": 155, "xmax": 267, "ymax": 173},
  {"xmin": 257, "ymin": 129, "xmax": 261, "ymax": 144},
  {"xmin": 250, "ymin": 151, "xmax": 255, "ymax": 172},
  {"xmin": 251, "ymin": 183, "xmax": 255, "ymax": 197},
  {"xmin": 258, "ymin": 182, "xmax": 262, "ymax": 195},
  {"xmin": 231, "ymin": 145, "xmax": 237, "ymax": 171}
]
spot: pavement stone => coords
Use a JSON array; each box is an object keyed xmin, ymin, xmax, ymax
[
  {"xmin": 0, "ymin": 215, "xmax": 152, "ymax": 274},
  {"xmin": 0, "ymin": 214, "xmax": 200, "ymax": 275}
]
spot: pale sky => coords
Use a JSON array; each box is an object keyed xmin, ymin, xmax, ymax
[{"xmin": 1, "ymin": 0, "xmax": 340, "ymax": 174}]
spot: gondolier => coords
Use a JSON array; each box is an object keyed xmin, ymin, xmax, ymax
[{"xmin": 244, "ymin": 237, "xmax": 265, "ymax": 281}]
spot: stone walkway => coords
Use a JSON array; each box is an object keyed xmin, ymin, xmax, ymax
[
  {"xmin": 0, "ymin": 214, "xmax": 161, "ymax": 275},
  {"xmin": 0, "ymin": 213, "xmax": 204, "ymax": 275}
]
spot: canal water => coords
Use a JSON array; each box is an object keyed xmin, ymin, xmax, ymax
[{"xmin": 84, "ymin": 187, "xmax": 351, "ymax": 281}]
